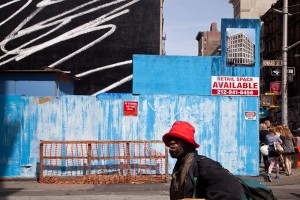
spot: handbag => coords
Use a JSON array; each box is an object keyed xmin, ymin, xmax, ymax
[
  {"xmin": 260, "ymin": 145, "xmax": 269, "ymax": 156},
  {"xmin": 274, "ymin": 142, "xmax": 284, "ymax": 154}
]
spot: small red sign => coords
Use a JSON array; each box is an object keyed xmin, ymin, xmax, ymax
[
  {"xmin": 123, "ymin": 101, "xmax": 138, "ymax": 116},
  {"xmin": 245, "ymin": 111, "xmax": 257, "ymax": 120},
  {"xmin": 270, "ymin": 81, "xmax": 281, "ymax": 94}
]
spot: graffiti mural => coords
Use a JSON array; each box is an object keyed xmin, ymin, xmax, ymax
[{"xmin": 0, "ymin": 0, "xmax": 162, "ymax": 94}]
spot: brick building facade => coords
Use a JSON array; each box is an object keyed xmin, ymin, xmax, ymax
[{"xmin": 195, "ymin": 22, "xmax": 221, "ymax": 56}]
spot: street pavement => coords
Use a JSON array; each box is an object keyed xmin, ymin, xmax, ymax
[
  {"xmin": 243, "ymin": 165, "xmax": 300, "ymax": 200},
  {"xmin": 0, "ymin": 166, "xmax": 299, "ymax": 200}
]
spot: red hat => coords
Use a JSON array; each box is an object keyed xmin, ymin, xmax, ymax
[{"xmin": 162, "ymin": 121, "xmax": 199, "ymax": 148}]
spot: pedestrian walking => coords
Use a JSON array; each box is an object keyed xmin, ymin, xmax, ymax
[
  {"xmin": 280, "ymin": 126, "xmax": 295, "ymax": 176},
  {"xmin": 162, "ymin": 121, "xmax": 244, "ymax": 200},
  {"xmin": 275, "ymin": 125, "xmax": 283, "ymax": 136},
  {"xmin": 259, "ymin": 123, "xmax": 270, "ymax": 173},
  {"xmin": 264, "ymin": 120, "xmax": 271, "ymax": 129},
  {"xmin": 275, "ymin": 125, "xmax": 285, "ymax": 171},
  {"xmin": 266, "ymin": 128, "xmax": 283, "ymax": 182}
]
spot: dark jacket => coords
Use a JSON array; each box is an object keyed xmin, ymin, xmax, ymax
[
  {"xmin": 259, "ymin": 129, "xmax": 269, "ymax": 145},
  {"xmin": 170, "ymin": 153, "xmax": 244, "ymax": 200}
]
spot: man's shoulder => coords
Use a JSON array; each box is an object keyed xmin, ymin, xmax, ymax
[
  {"xmin": 194, "ymin": 154, "xmax": 219, "ymax": 163},
  {"xmin": 192, "ymin": 155, "xmax": 223, "ymax": 169},
  {"xmin": 189, "ymin": 155, "xmax": 241, "ymax": 186}
]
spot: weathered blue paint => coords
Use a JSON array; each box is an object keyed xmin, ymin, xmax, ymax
[
  {"xmin": 138, "ymin": 94, "xmax": 259, "ymax": 175},
  {"xmin": 0, "ymin": 95, "xmax": 22, "ymax": 177},
  {"xmin": 0, "ymin": 19, "xmax": 261, "ymax": 178},
  {"xmin": 0, "ymin": 72, "xmax": 74, "ymax": 96},
  {"xmin": 131, "ymin": 18, "xmax": 261, "ymax": 175},
  {"xmin": 0, "ymin": 94, "xmax": 259, "ymax": 178}
]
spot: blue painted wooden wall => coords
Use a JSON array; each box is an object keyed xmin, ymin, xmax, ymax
[
  {"xmin": 0, "ymin": 18, "xmax": 261, "ymax": 178},
  {"xmin": 0, "ymin": 93, "xmax": 259, "ymax": 178}
]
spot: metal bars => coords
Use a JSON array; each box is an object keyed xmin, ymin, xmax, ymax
[{"xmin": 39, "ymin": 140, "xmax": 168, "ymax": 184}]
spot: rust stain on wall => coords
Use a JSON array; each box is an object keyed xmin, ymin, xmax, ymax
[{"xmin": 38, "ymin": 97, "xmax": 55, "ymax": 104}]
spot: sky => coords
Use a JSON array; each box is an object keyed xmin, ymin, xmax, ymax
[{"xmin": 163, "ymin": 0, "xmax": 233, "ymax": 56}]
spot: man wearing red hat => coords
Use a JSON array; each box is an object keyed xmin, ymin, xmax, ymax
[{"xmin": 163, "ymin": 121, "xmax": 244, "ymax": 200}]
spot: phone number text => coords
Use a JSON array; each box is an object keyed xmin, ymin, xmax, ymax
[{"xmin": 212, "ymin": 89, "xmax": 259, "ymax": 96}]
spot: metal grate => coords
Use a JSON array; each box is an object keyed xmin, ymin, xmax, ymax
[{"xmin": 39, "ymin": 140, "xmax": 169, "ymax": 184}]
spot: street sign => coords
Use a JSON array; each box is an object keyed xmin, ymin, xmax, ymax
[
  {"xmin": 287, "ymin": 67, "xmax": 295, "ymax": 75},
  {"xmin": 270, "ymin": 67, "xmax": 296, "ymax": 76},
  {"xmin": 271, "ymin": 67, "xmax": 281, "ymax": 76},
  {"xmin": 270, "ymin": 81, "xmax": 281, "ymax": 93},
  {"xmin": 288, "ymin": 74, "xmax": 293, "ymax": 83},
  {"xmin": 262, "ymin": 60, "xmax": 282, "ymax": 67}
]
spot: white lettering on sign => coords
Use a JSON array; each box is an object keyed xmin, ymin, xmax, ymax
[{"xmin": 211, "ymin": 76, "xmax": 259, "ymax": 96}]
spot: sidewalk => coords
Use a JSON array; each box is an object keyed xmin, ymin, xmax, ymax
[
  {"xmin": 0, "ymin": 181, "xmax": 170, "ymax": 200},
  {"xmin": 0, "ymin": 167, "xmax": 299, "ymax": 200},
  {"xmin": 242, "ymin": 165, "xmax": 300, "ymax": 200}
]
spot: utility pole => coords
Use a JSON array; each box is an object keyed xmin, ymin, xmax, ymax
[{"xmin": 282, "ymin": 0, "xmax": 288, "ymax": 126}]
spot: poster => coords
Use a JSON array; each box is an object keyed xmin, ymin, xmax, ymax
[{"xmin": 211, "ymin": 76, "xmax": 259, "ymax": 96}]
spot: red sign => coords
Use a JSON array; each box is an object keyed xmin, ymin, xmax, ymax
[
  {"xmin": 123, "ymin": 101, "xmax": 138, "ymax": 116},
  {"xmin": 211, "ymin": 76, "xmax": 259, "ymax": 96},
  {"xmin": 270, "ymin": 81, "xmax": 281, "ymax": 94}
]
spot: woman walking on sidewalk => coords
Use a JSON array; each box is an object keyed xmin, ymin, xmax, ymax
[
  {"xmin": 266, "ymin": 127, "xmax": 282, "ymax": 182},
  {"xmin": 259, "ymin": 123, "xmax": 270, "ymax": 173},
  {"xmin": 280, "ymin": 126, "xmax": 295, "ymax": 176}
]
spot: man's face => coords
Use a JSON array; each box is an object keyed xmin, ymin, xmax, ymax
[{"xmin": 166, "ymin": 137, "xmax": 186, "ymax": 158}]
